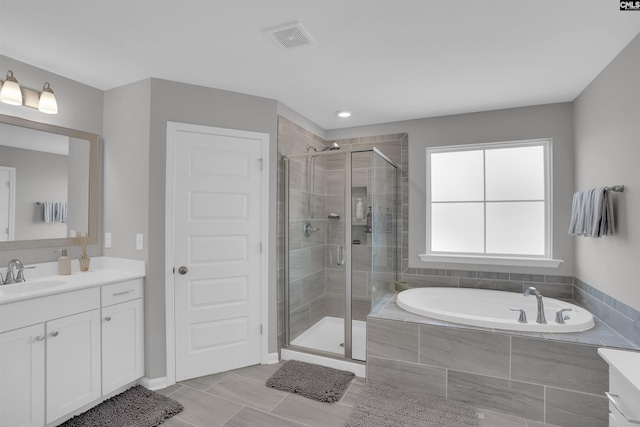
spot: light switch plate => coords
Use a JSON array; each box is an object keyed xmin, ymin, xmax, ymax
[
  {"xmin": 136, "ymin": 233, "xmax": 143, "ymax": 250},
  {"xmin": 105, "ymin": 232, "xmax": 112, "ymax": 248}
]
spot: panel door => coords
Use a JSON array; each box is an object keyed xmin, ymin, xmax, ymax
[
  {"xmin": 171, "ymin": 124, "xmax": 266, "ymax": 381},
  {"xmin": 0, "ymin": 167, "xmax": 15, "ymax": 242}
]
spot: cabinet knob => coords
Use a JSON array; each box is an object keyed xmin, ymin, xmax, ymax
[
  {"xmin": 50, "ymin": 331, "xmax": 59, "ymax": 337},
  {"xmin": 35, "ymin": 335, "xmax": 45, "ymax": 342},
  {"xmin": 104, "ymin": 316, "xmax": 112, "ymax": 322}
]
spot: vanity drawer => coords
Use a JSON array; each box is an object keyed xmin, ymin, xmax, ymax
[
  {"xmin": 101, "ymin": 279, "xmax": 143, "ymax": 307},
  {"xmin": 0, "ymin": 288, "xmax": 100, "ymax": 333}
]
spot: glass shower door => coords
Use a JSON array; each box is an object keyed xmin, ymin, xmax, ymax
[
  {"xmin": 370, "ymin": 150, "xmax": 398, "ymax": 314},
  {"xmin": 284, "ymin": 151, "xmax": 348, "ymax": 357}
]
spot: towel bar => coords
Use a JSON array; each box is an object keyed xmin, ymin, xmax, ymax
[{"xmin": 605, "ymin": 185, "xmax": 624, "ymax": 192}]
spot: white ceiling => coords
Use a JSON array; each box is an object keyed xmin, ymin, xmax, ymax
[{"xmin": 1, "ymin": 0, "xmax": 639, "ymax": 130}]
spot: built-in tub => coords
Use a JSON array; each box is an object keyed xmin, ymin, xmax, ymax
[{"xmin": 396, "ymin": 287, "xmax": 594, "ymax": 332}]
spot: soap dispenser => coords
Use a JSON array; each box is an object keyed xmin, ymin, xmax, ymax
[{"xmin": 56, "ymin": 249, "xmax": 71, "ymax": 276}]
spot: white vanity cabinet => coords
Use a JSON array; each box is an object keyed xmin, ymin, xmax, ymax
[
  {"xmin": 599, "ymin": 348, "xmax": 640, "ymax": 427},
  {"xmin": 101, "ymin": 279, "xmax": 144, "ymax": 395},
  {"xmin": 0, "ymin": 269, "xmax": 145, "ymax": 427},
  {"xmin": 45, "ymin": 309, "xmax": 101, "ymax": 423},
  {"xmin": 0, "ymin": 324, "xmax": 45, "ymax": 427}
]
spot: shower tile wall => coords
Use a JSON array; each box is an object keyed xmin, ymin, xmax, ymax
[
  {"xmin": 278, "ymin": 116, "xmax": 329, "ymax": 345},
  {"xmin": 277, "ymin": 114, "xmax": 406, "ymax": 349},
  {"xmin": 323, "ymin": 136, "xmax": 404, "ymax": 323}
]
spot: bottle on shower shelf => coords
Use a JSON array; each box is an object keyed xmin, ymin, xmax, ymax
[
  {"xmin": 355, "ymin": 198, "xmax": 364, "ymax": 220},
  {"xmin": 366, "ymin": 206, "xmax": 372, "ymax": 233}
]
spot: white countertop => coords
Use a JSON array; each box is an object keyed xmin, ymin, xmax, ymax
[
  {"xmin": 598, "ymin": 347, "xmax": 640, "ymax": 391},
  {"xmin": 0, "ymin": 257, "xmax": 146, "ymax": 305}
]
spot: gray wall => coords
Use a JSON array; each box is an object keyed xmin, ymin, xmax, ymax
[
  {"xmin": 103, "ymin": 79, "xmax": 151, "ymax": 261},
  {"xmin": 574, "ymin": 33, "xmax": 640, "ymax": 311},
  {"xmin": 327, "ymin": 103, "xmax": 576, "ymax": 277},
  {"xmin": 103, "ymin": 78, "xmax": 279, "ymax": 379},
  {"xmin": 0, "ymin": 55, "xmax": 104, "ymax": 266}
]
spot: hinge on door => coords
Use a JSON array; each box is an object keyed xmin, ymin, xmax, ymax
[
  {"xmin": 260, "ymin": 324, "xmax": 263, "ymax": 335},
  {"xmin": 258, "ymin": 158, "xmax": 263, "ymax": 171}
]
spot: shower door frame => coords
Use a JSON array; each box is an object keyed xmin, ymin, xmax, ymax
[{"xmin": 283, "ymin": 148, "xmax": 398, "ymax": 361}]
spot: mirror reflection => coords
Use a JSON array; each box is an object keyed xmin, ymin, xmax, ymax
[
  {"xmin": 0, "ymin": 123, "xmax": 89, "ymax": 242},
  {"xmin": 0, "ymin": 114, "xmax": 98, "ymax": 250}
]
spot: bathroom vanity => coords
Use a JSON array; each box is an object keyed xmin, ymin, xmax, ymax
[
  {"xmin": 0, "ymin": 258, "xmax": 145, "ymax": 427},
  {"xmin": 599, "ymin": 348, "xmax": 640, "ymax": 427}
]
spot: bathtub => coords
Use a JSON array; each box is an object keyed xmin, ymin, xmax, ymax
[{"xmin": 396, "ymin": 287, "xmax": 594, "ymax": 332}]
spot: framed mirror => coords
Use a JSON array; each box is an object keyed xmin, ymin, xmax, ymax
[{"xmin": 0, "ymin": 114, "xmax": 99, "ymax": 250}]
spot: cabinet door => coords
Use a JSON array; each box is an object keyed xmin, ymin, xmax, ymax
[
  {"xmin": 0, "ymin": 324, "xmax": 45, "ymax": 427},
  {"xmin": 46, "ymin": 310, "xmax": 101, "ymax": 424},
  {"xmin": 102, "ymin": 298, "xmax": 144, "ymax": 395}
]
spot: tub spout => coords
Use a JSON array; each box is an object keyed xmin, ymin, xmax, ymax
[{"xmin": 524, "ymin": 286, "xmax": 547, "ymax": 324}]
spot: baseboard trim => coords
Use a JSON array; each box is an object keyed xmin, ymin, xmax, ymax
[
  {"xmin": 139, "ymin": 376, "xmax": 169, "ymax": 391},
  {"xmin": 265, "ymin": 352, "xmax": 279, "ymax": 364}
]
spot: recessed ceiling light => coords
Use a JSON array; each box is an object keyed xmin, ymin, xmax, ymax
[{"xmin": 336, "ymin": 110, "xmax": 352, "ymax": 118}]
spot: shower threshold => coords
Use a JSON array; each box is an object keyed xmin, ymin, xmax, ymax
[{"xmin": 290, "ymin": 316, "xmax": 367, "ymax": 361}]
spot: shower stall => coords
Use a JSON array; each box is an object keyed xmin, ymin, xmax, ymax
[{"xmin": 283, "ymin": 147, "xmax": 398, "ymax": 364}]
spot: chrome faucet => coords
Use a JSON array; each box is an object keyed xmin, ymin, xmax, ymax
[
  {"xmin": 2, "ymin": 259, "xmax": 25, "ymax": 285},
  {"xmin": 524, "ymin": 286, "xmax": 547, "ymax": 324}
]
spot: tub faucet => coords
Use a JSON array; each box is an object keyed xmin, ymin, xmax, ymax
[{"xmin": 524, "ymin": 286, "xmax": 547, "ymax": 324}]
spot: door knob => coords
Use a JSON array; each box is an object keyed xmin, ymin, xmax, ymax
[{"xmin": 178, "ymin": 266, "xmax": 188, "ymax": 275}]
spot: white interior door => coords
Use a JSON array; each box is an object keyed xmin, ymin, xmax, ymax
[
  {"xmin": 168, "ymin": 123, "xmax": 267, "ymax": 382},
  {"xmin": 0, "ymin": 167, "xmax": 16, "ymax": 242}
]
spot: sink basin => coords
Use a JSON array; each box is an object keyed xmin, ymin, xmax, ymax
[{"xmin": 0, "ymin": 280, "xmax": 67, "ymax": 296}]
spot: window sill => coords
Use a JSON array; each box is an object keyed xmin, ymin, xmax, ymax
[{"xmin": 418, "ymin": 254, "xmax": 563, "ymax": 268}]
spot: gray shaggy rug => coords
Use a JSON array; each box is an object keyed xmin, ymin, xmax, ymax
[
  {"xmin": 346, "ymin": 382, "xmax": 479, "ymax": 427},
  {"xmin": 59, "ymin": 385, "xmax": 183, "ymax": 427},
  {"xmin": 265, "ymin": 360, "xmax": 355, "ymax": 403}
]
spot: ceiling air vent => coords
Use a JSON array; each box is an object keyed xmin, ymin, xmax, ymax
[{"xmin": 264, "ymin": 22, "xmax": 315, "ymax": 49}]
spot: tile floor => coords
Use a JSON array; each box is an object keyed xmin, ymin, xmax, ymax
[{"xmin": 155, "ymin": 362, "xmax": 562, "ymax": 427}]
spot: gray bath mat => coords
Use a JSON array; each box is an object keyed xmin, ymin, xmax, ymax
[
  {"xmin": 59, "ymin": 385, "xmax": 183, "ymax": 427},
  {"xmin": 347, "ymin": 382, "xmax": 479, "ymax": 427},
  {"xmin": 265, "ymin": 360, "xmax": 355, "ymax": 403}
]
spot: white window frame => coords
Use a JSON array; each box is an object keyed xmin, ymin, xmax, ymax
[{"xmin": 419, "ymin": 138, "xmax": 563, "ymax": 268}]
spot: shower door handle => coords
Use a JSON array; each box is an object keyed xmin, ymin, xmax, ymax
[{"xmin": 337, "ymin": 245, "xmax": 345, "ymax": 266}]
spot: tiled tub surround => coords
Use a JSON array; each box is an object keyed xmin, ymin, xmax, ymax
[
  {"xmin": 574, "ymin": 278, "xmax": 640, "ymax": 349},
  {"xmin": 398, "ymin": 269, "xmax": 640, "ymax": 349},
  {"xmin": 367, "ymin": 292, "xmax": 639, "ymax": 427}
]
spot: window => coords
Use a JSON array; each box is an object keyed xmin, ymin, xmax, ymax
[{"xmin": 420, "ymin": 139, "xmax": 562, "ymax": 268}]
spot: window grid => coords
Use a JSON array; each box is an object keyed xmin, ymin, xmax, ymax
[{"xmin": 427, "ymin": 139, "xmax": 551, "ymax": 259}]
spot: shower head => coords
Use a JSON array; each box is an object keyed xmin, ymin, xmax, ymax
[{"xmin": 321, "ymin": 142, "xmax": 340, "ymax": 151}]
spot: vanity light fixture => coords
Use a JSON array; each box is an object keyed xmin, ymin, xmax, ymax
[
  {"xmin": 0, "ymin": 70, "xmax": 58, "ymax": 114},
  {"xmin": 336, "ymin": 110, "xmax": 352, "ymax": 118},
  {"xmin": 38, "ymin": 82, "xmax": 58, "ymax": 114},
  {"xmin": 0, "ymin": 70, "xmax": 23, "ymax": 105}
]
